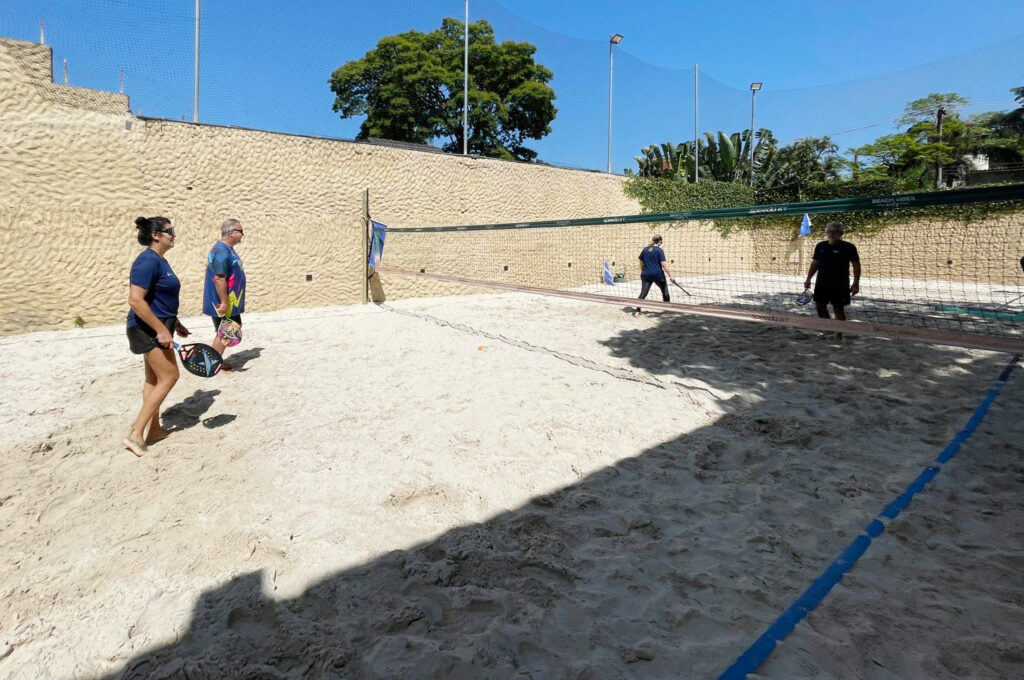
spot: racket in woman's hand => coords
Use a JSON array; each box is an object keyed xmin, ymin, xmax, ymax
[
  {"xmin": 671, "ymin": 279, "xmax": 691, "ymax": 296},
  {"xmin": 796, "ymin": 289, "xmax": 813, "ymax": 305},
  {"xmin": 216, "ymin": 317, "xmax": 243, "ymax": 347},
  {"xmin": 173, "ymin": 342, "xmax": 223, "ymax": 377}
]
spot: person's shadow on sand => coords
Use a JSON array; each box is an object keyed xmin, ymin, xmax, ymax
[
  {"xmin": 223, "ymin": 346, "xmax": 263, "ymax": 372},
  {"xmin": 161, "ymin": 390, "xmax": 220, "ymax": 432},
  {"xmin": 202, "ymin": 413, "xmax": 237, "ymax": 429}
]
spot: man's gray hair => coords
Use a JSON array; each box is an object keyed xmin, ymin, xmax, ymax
[
  {"xmin": 221, "ymin": 218, "xmax": 242, "ymax": 236},
  {"xmin": 825, "ymin": 221, "xmax": 844, "ymax": 234}
]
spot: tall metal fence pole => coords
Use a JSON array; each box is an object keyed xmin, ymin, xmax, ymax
[
  {"xmin": 694, "ymin": 65, "xmax": 699, "ymax": 183},
  {"xmin": 363, "ymin": 189, "xmax": 370, "ymax": 304},
  {"xmin": 193, "ymin": 0, "xmax": 200, "ymax": 122}
]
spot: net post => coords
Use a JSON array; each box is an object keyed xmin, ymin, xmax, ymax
[{"xmin": 362, "ymin": 188, "xmax": 370, "ymax": 304}]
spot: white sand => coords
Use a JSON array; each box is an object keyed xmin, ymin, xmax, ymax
[{"xmin": 0, "ymin": 293, "xmax": 1021, "ymax": 679}]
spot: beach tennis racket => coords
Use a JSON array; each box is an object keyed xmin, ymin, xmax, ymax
[
  {"xmin": 671, "ymin": 280, "xmax": 691, "ymax": 296},
  {"xmin": 216, "ymin": 317, "xmax": 243, "ymax": 347},
  {"xmin": 796, "ymin": 289, "xmax": 813, "ymax": 305},
  {"xmin": 173, "ymin": 342, "xmax": 223, "ymax": 378}
]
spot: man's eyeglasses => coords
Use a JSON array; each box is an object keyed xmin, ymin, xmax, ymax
[
  {"xmin": 231, "ymin": 229, "xmax": 244, "ymax": 236},
  {"xmin": 155, "ymin": 227, "xmax": 176, "ymax": 237}
]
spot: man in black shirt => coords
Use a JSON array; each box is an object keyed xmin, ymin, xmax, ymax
[{"xmin": 803, "ymin": 221, "xmax": 861, "ymax": 341}]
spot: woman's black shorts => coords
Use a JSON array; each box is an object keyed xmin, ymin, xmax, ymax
[{"xmin": 127, "ymin": 317, "xmax": 177, "ymax": 354}]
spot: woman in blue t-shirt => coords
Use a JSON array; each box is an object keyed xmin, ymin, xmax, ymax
[
  {"xmin": 122, "ymin": 216, "xmax": 191, "ymax": 457},
  {"xmin": 633, "ymin": 235, "xmax": 677, "ymax": 316}
]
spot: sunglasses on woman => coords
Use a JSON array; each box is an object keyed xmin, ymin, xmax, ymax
[{"xmin": 154, "ymin": 227, "xmax": 176, "ymax": 237}]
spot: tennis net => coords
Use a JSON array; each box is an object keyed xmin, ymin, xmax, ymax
[{"xmin": 378, "ymin": 184, "xmax": 1024, "ymax": 354}]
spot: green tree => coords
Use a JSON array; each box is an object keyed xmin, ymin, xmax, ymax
[
  {"xmin": 972, "ymin": 85, "xmax": 1024, "ymax": 164},
  {"xmin": 1003, "ymin": 85, "xmax": 1024, "ymax": 134},
  {"xmin": 849, "ymin": 90, "xmax": 1024, "ymax": 188},
  {"xmin": 851, "ymin": 92, "xmax": 974, "ymax": 188},
  {"xmin": 329, "ymin": 18, "xmax": 556, "ymax": 161},
  {"xmin": 631, "ymin": 131, "xmax": 845, "ymax": 198},
  {"xmin": 754, "ymin": 136, "xmax": 843, "ymax": 200},
  {"xmin": 896, "ymin": 92, "xmax": 969, "ymax": 126},
  {"xmin": 631, "ymin": 129, "xmax": 776, "ymax": 184}
]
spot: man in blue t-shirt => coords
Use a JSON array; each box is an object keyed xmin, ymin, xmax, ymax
[
  {"xmin": 203, "ymin": 218, "xmax": 247, "ymax": 367},
  {"xmin": 633, "ymin": 235, "xmax": 676, "ymax": 316},
  {"xmin": 804, "ymin": 221, "xmax": 860, "ymax": 342}
]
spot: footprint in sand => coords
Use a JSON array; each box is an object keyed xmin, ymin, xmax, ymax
[{"xmin": 36, "ymin": 491, "xmax": 85, "ymax": 525}]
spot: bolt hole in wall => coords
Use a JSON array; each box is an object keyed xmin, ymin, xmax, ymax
[{"xmin": 306, "ymin": 274, "xmax": 312, "ymax": 281}]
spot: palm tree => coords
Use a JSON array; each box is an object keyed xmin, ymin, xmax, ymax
[{"xmin": 633, "ymin": 129, "xmax": 778, "ymax": 185}]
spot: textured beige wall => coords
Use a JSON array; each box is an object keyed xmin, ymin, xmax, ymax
[
  {"xmin": 750, "ymin": 216, "xmax": 1024, "ymax": 283},
  {"xmin": 381, "ymin": 221, "xmax": 758, "ymax": 298},
  {"xmin": 0, "ymin": 37, "xmax": 639, "ymax": 335},
  {"xmin": 3, "ymin": 36, "xmax": 1019, "ymax": 335}
]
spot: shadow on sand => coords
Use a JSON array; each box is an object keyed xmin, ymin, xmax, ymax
[
  {"xmin": 223, "ymin": 346, "xmax": 264, "ymax": 372},
  {"xmin": 161, "ymin": 390, "xmax": 221, "ymax": 433},
  {"xmin": 100, "ymin": 315, "xmax": 1021, "ymax": 679}
]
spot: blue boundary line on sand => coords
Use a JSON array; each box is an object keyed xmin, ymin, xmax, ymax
[{"xmin": 718, "ymin": 353, "xmax": 1022, "ymax": 680}]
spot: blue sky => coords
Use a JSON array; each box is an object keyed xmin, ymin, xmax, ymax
[{"xmin": 2, "ymin": 1, "xmax": 1023, "ymax": 174}]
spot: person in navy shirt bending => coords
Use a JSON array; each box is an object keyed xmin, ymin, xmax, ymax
[
  {"xmin": 633, "ymin": 235, "xmax": 676, "ymax": 316},
  {"xmin": 123, "ymin": 216, "xmax": 190, "ymax": 457},
  {"xmin": 804, "ymin": 221, "xmax": 861, "ymax": 342}
]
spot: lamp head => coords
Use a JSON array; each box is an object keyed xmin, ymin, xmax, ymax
[
  {"xmin": 610, "ymin": 34, "xmax": 623, "ymax": 44},
  {"xmin": 750, "ymin": 82, "xmax": 763, "ymax": 92}
]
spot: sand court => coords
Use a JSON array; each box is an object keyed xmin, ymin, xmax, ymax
[{"xmin": 0, "ymin": 293, "xmax": 1021, "ymax": 679}]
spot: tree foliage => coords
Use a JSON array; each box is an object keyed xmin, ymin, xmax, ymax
[
  {"xmin": 631, "ymin": 131, "xmax": 841, "ymax": 197},
  {"xmin": 850, "ymin": 90, "xmax": 1024, "ymax": 188},
  {"xmin": 328, "ymin": 18, "xmax": 556, "ymax": 161},
  {"xmin": 624, "ymin": 87, "xmax": 1024, "ymax": 236},
  {"xmin": 974, "ymin": 84, "xmax": 1024, "ymax": 163},
  {"xmin": 759, "ymin": 136, "xmax": 843, "ymax": 196},
  {"xmin": 631, "ymin": 129, "xmax": 776, "ymax": 184},
  {"xmin": 896, "ymin": 92, "xmax": 969, "ymax": 126}
]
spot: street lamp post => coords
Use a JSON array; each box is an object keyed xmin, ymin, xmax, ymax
[
  {"xmin": 607, "ymin": 33, "xmax": 623, "ymax": 174},
  {"xmin": 194, "ymin": 0, "xmax": 200, "ymax": 122},
  {"xmin": 749, "ymin": 82, "xmax": 762, "ymax": 186},
  {"xmin": 463, "ymin": 0, "xmax": 469, "ymax": 155}
]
